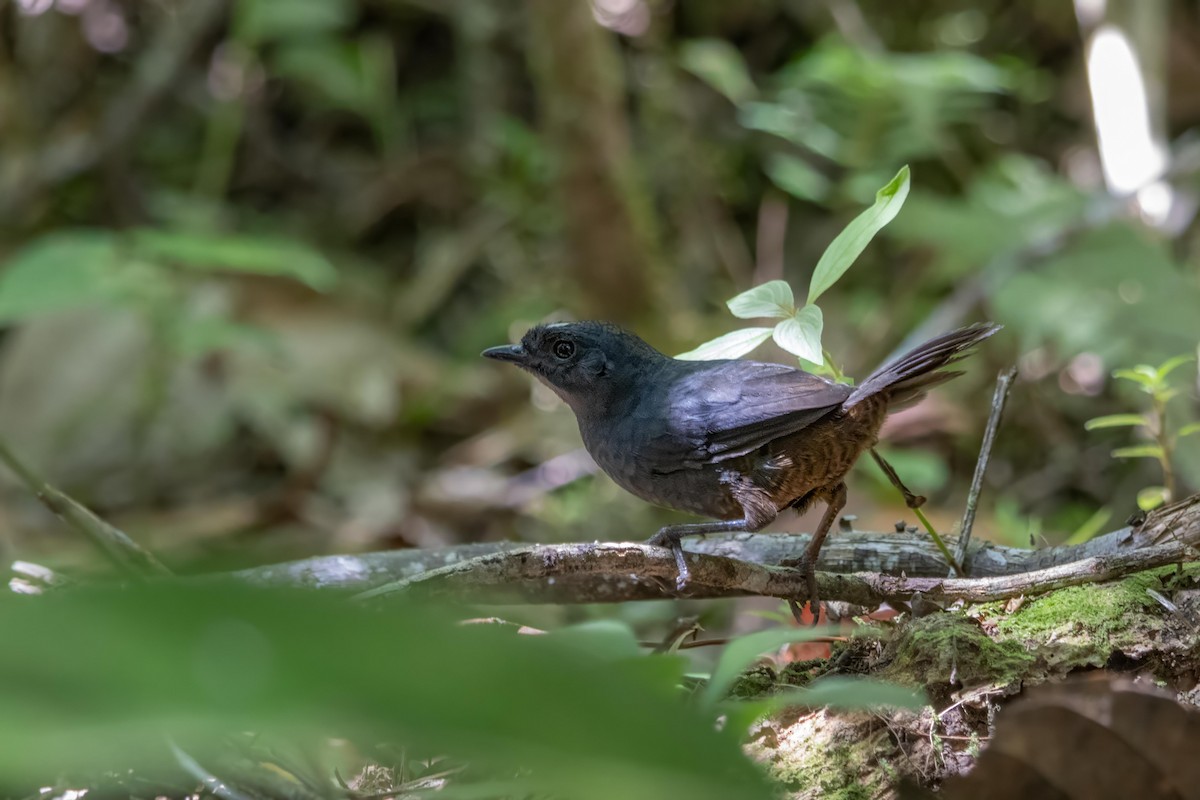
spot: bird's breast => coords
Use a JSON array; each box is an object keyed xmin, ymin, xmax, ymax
[{"xmin": 578, "ymin": 413, "xmax": 742, "ymax": 520}]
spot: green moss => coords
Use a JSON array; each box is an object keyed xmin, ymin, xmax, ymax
[
  {"xmin": 881, "ymin": 614, "xmax": 1034, "ymax": 689},
  {"xmin": 732, "ymin": 637, "xmax": 882, "ymax": 698},
  {"xmin": 746, "ymin": 568, "xmax": 1188, "ymax": 797},
  {"xmin": 727, "ymin": 665, "xmax": 778, "ymax": 699},
  {"xmin": 992, "ymin": 571, "xmax": 1163, "ymax": 653},
  {"xmin": 777, "ymin": 658, "xmax": 825, "ymax": 689},
  {"xmin": 944, "ymin": 567, "xmax": 1184, "ymax": 678},
  {"xmin": 1158, "ymin": 561, "xmax": 1200, "ymax": 591},
  {"xmin": 771, "ymin": 741, "xmax": 872, "ymax": 800}
]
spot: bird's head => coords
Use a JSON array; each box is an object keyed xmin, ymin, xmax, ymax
[{"xmin": 482, "ymin": 322, "xmax": 665, "ymax": 416}]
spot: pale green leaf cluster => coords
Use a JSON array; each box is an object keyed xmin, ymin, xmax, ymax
[
  {"xmin": 1084, "ymin": 354, "xmax": 1199, "ymax": 513},
  {"xmin": 680, "ymin": 167, "xmax": 911, "ymax": 369}
]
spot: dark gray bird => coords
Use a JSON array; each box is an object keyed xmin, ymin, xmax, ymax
[{"xmin": 483, "ymin": 321, "xmax": 1000, "ymax": 613}]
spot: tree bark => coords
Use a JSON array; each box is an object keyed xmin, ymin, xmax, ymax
[{"xmin": 526, "ymin": 0, "xmax": 661, "ymax": 319}]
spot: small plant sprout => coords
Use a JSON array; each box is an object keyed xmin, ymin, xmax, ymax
[
  {"xmin": 677, "ymin": 165, "xmax": 911, "ymax": 380},
  {"xmin": 676, "ymin": 165, "xmax": 960, "ymax": 564},
  {"xmin": 1085, "ymin": 354, "xmax": 1200, "ymax": 511}
]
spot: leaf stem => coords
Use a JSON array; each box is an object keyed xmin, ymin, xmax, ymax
[
  {"xmin": 1151, "ymin": 393, "xmax": 1176, "ymax": 502},
  {"xmin": 911, "ymin": 506, "xmax": 964, "ymax": 577},
  {"xmin": 822, "ymin": 348, "xmax": 847, "ymax": 383}
]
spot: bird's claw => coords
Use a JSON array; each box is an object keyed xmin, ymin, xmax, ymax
[
  {"xmin": 781, "ymin": 554, "xmax": 821, "ymax": 627},
  {"xmin": 648, "ymin": 531, "xmax": 691, "ymax": 590}
]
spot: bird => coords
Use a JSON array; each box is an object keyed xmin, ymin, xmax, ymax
[{"xmin": 483, "ymin": 320, "xmax": 1000, "ymax": 616}]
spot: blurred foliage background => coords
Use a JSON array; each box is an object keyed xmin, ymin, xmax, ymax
[
  {"xmin": 5, "ymin": 1, "xmax": 1200, "ymax": 795},
  {"xmin": 2, "ymin": 0, "xmax": 1200, "ymax": 589}
]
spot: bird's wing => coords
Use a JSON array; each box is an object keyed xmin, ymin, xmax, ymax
[{"xmin": 641, "ymin": 360, "xmax": 851, "ymax": 468}]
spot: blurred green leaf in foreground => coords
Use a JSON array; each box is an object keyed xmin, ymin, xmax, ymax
[{"xmin": 0, "ymin": 583, "xmax": 773, "ymax": 800}]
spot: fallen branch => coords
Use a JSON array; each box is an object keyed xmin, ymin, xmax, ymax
[
  {"xmin": 307, "ymin": 495, "xmax": 1200, "ymax": 606},
  {"xmin": 227, "ymin": 496, "xmax": 1200, "ymax": 596}
]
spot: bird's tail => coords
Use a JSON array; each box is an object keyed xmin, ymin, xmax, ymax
[{"xmin": 845, "ymin": 323, "xmax": 1002, "ymax": 410}]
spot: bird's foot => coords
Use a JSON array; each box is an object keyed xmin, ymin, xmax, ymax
[
  {"xmin": 647, "ymin": 529, "xmax": 691, "ymax": 591},
  {"xmin": 904, "ymin": 492, "xmax": 927, "ymax": 510},
  {"xmin": 786, "ymin": 598, "xmax": 806, "ymax": 626},
  {"xmin": 780, "ymin": 554, "xmax": 821, "ymax": 627}
]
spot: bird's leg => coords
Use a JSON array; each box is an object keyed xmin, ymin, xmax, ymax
[
  {"xmin": 648, "ymin": 520, "xmax": 749, "ymax": 590},
  {"xmin": 648, "ymin": 500, "xmax": 776, "ymax": 591},
  {"xmin": 782, "ymin": 482, "xmax": 847, "ymax": 625},
  {"xmin": 870, "ymin": 448, "xmax": 926, "ymax": 509}
]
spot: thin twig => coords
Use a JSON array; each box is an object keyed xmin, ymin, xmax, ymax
[
  {"xmin": 169, "ymin": 741, "xmax": 255, "ymax": 800},
  {"xmin": 0, "ymin": 436, "xmax": 170, "ymax": 578},
  {"xmin": 955, "ymin": 367, "xmax": 1018, "ymax": 573}
]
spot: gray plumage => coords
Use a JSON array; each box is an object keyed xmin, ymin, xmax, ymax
[{"xmin": 483, "ymin": 320, "xmax": 1001, "ymax": 598}]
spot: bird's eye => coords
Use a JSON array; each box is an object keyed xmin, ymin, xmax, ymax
[{"xmin": 553, "ymin": 340, "xmax": 575, "ymax": 360}]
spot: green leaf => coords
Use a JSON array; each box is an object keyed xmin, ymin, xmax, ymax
[
  {"xmin": 726, "ymin": 280, "xmax": 795, "ymax": 319},
  {"xmin": 548, "ymin": 620, "xmax": 642, "ymax": 661},
  {"xmin": 1063, "ymin": 506, "xmax": 1112, "ymax": 545},
  {"xmin": 0, "ymin": 231, "xmax": 123, "ymax": 322},
  {"xmin": 772, "ymin": 305, "xmax": 823, "ymax": 363},
  {"xmin": 1137, "ymin": 486, "xmax": 1169, "ymax": 512},
  {"xmin": 720, "ymin": 699, "xmax": 775, "ymax": 738},
  {"xmin": 1177, "ymin": 422, "xmax": 1200, "ymax": 439},
  {"xmin": 678, "ymin": 39, "xmax": 756, "ymax": 105},
  {"xmin": 170, "ymin": 317, "xmax": 278, "ymax": 358},
  {"xmin": 1111, "ymin": 445, "xmax": 1165, "ymax": 460},
  {"xmin": 764, "ymin": 154, "xmax": 831, "ymax": 203},
  {"xmin": 131, "ymin": 230, "xmax": 338, "ymax": 291},
  {"xmin": 1084, "ymin": 414, "xmax": 1147, "ymax": 431},
  {"xmin": 273, "ymin": 40, "xmax": 371, "ymax": 112},
  {"xmin": 237, "ymin": 0, "xmax": 353, "ymax": 44},
  {"xmin": 0, "ymin": 584, "xmax": 774, "ymax": 800},
  {"xmin": 677, "ymin": 327, "xmax": 773, "ymax": 361},
  {"xmin": 807, "ymin": 165, "xmax": 911, "ymax": 305},
  {"xmin": 770, "ymin": 677, "xmax": 927, "ymax": 712},
  {"xmin": 1112, "ymin": 366, "xmax": 1159, "ymax": 389},
  {"xmin": 1155, "ymin": 354, "xmax": 1194, "ymax": 381},
  {"xmin": 700, "ymin": 627, "xmax": 836, "ymax": 709}
]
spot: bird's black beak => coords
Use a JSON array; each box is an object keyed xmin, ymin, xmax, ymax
[{"xmin": 482, "ymin": 344, "xmax": 527, "ymax": 364}]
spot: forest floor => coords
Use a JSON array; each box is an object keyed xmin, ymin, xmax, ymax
[{"xmin": 742, "ymin": 564, "xmax": 1200, "ymax": 798}]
